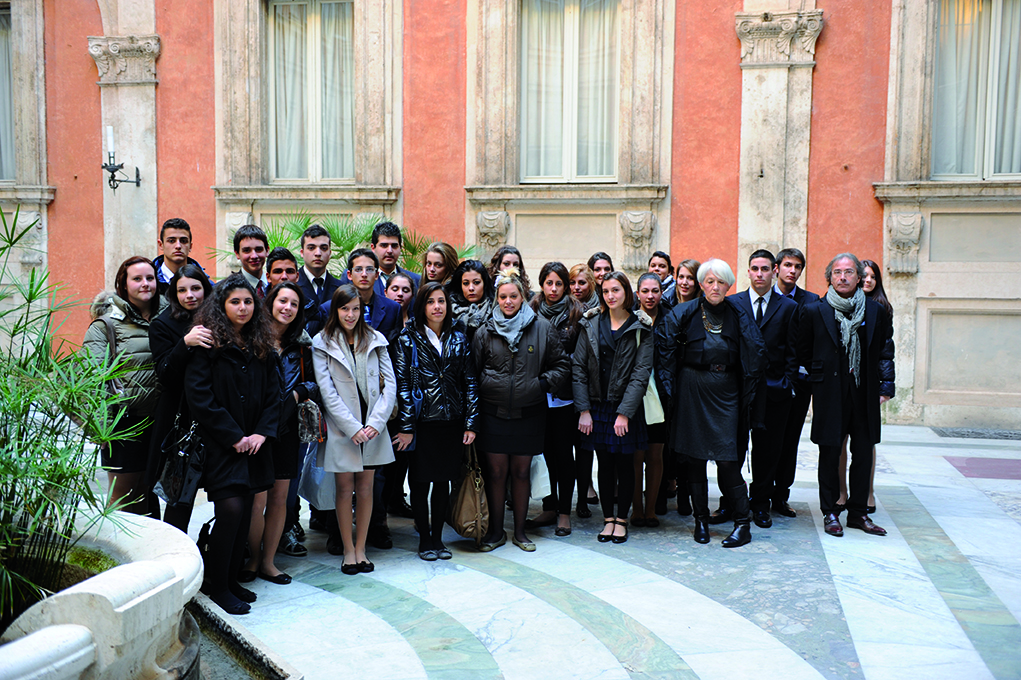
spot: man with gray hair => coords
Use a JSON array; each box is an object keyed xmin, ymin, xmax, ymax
[{"xmin": 796, "ymin": 253, "xmax": 894, "ymax": 537}]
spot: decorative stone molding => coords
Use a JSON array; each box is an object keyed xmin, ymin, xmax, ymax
[
  {"xmin": 87, "ymin": 35, "xmax": 161, "ymax": 85},
  {"xmin": 14, "ymin": 211, "xmax": 43, "ymax": 266},
  {"xmin": 887, "ymin": 212, "xmax": 923, "ymax": 273},
  {"xmin": 465, "ymin": 184, "xmax": 669, "ymax": 205},
  {"xmin": 619, "ymin": 211, "xmax": 657, "ymax": 273},
  {"xmin": 476, "ymin": 211, "xmax": 511, "ymax": 256},
  {"xmin": 213, "ymin": 185, "xmax": 401, "ymax": 205},
  {"xmin": 735, "ymin": 10, "xmax": 823, "ymax": 68}
]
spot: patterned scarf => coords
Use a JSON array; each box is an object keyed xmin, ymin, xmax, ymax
[
  {"xmin": 825, "ymin": 286, "xmax": 867, "ymax": 387},
  {"xmin": 450, "ymin": 295, "xmax": 494, "ymax": 331}
]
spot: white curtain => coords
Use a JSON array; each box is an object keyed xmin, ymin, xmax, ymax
[
  {"xmin": 932, "ymin": 0, "xmax": 988, "ymax": 176},
  {"xmin": 576, "ymin": 0, "xmax": 616, "ymax": 177},
  {"xmin": 0, "ymin": 12, "xmax": 15, "ymax": 180},
  {"xmin": 522, "ymin": 0, "xmax": 564, "ymax": 178},
  {"xmin": 994, "ymin": 0, "xmax": 1021, "ymax": 174},
  {"xmin": 274, "ymin": 4, "xmax": 308, "ymax": 179},
  {"xmin": 321, "ymin": 2, "xmax": 355, "ymax": 179}
]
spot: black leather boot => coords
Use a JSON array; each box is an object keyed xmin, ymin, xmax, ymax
[
  {"xmin": 722, "ymin": 483, "xmax": 751, "ymax": 548},
  {"xmin": 689, "ymin": 482, "xmax": 710, "ymax": 544}
]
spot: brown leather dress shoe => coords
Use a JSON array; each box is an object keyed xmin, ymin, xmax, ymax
[
  {"xmin": 846, "ymin": 514, "xmax": 887, "ymax": 536},
  {"xmin": 823, "ymin": 513, "xmax": 844, "ymax": 537}
]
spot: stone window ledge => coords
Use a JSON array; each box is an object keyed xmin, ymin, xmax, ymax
[
  {"xmin": 212, "ymin": 184, "xmax": 401, "ymax": 205},
  {"xmin": 873, "ymin": 181, "xmax": 1021, "ymax": 204},
  {"xmin": 465, "ymin": 184, "xmax": 669, "ymax": 206},
  {"xmin": 0, "ymin": 185, "xmax": 56, "ymax": 205}
]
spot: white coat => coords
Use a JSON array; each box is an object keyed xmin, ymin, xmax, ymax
[{"xmin": 312, "ymin": 328, "xmax": 396, "ymax": 473}]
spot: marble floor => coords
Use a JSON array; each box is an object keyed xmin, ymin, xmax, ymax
[{"xmin": 188, "ymin": 425, "xmax": 1021, "ymax": 680}]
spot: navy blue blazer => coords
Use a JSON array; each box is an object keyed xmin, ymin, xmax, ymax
[
  {"xmin": 298, "ymin": 269, "xmax": 343, "ymax": 337},
  {"xmin": 339, "ymin": 266, "xmax": 421, "ymax": 298},
  {"xmin": 728, "ymin": 290, "xmax": 798, "ymax": 397},
  {"xmin": 318, "ymin": 290, "xmax": 402, "ymax": 343}
]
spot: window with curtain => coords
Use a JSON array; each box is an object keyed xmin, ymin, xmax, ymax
[
  {"xmin": 520, "ymin": 0, "xmax": 618, "ymax": 182},
  {"xmin": 0, "ymin": 9, "xmax": 15, "ymax": 181},
  {"xmin": 932, "ymin": 0, "xmax": 1021, "ymax": 178},
  {"xmin": 269, "ymin": 0, "xmax": 355, "ymax": 181}
]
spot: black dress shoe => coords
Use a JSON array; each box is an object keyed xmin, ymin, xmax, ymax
[
  {"xmin": 280, "ymin": 530, "xmax": 308, "ymax": 557},
  {"xmin": 258, "ymin": 570, "xmax": 292, "ymax": 585},
  {"xmin": 291, "ymin": 522, "xmax": 306, "ymax": 542},
  {"xmin": 708, "ymin": 507, "xmax": 731, "ymax": 525},
  {"xmin": 753, "ymin": 510, "xmax": 772, "ymax": 528},
  {"xmin": 693, "ymin": 516, "xmax": 710, "ymax": 544},
  {"xmin": 824, "ymin": 513, "xmax": 844, "ymax": 537},
  {"xmin": 210, "ymin": 591, "xmax": 251, "ymax": 615},
  {"xmin": 308, "ymin": 515, "xmax": 328, "ymax": 532},
  {"xmin": 846, "ymin": 514, "xmax": 887, "ymax": 536},
  {"xmin": 722, "ymin": 521, "xmax": 751, "ymax": 548},
  {"xmin": 237, "ymin": 570, "xmax": 257, "ymax": 583},
  {"xmin": 327, "ymin": 534, "xmax": 345, "ymax": 555},
  {"xmin": 230, "ymin": 584, "xmax": 257, "ymax": 603},
  {"xmin": 772, "ymin": 502, "xmax": 797, "ymax": 518}
]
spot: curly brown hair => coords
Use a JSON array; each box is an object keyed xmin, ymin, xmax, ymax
[{"xmin": 193, "ymin": 273, "xmax": 274, "ymax": 359}]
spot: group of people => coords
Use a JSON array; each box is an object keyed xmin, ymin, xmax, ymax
[{"xmin": 83, "ymin": 216, "xmax": 895, "ymax": 617}]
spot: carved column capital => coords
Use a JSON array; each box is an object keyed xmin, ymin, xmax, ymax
[
  {"xmin": 476, "ymin": 210, "xmax": 511, "ymax": 259},
  {"xmin": 887, "ymin": 212, "xmax": 923, "ymax": 273},
  {"xmin": 88, "ymin": 35, "xmax": 161, "ymax": 85},
  {"xmin": 735, "ymin": 10, "xmax": 823, "ymax": 68},
  {"xmin": 619, "ymin": 211, "xmax": 657, "ymax": 279}
]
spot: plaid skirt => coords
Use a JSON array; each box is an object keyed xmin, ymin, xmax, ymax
[{"xmin": 579, "ymin": 400, "xmax": 648, "ymax": 455}]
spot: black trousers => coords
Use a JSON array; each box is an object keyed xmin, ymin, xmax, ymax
[
  {"xmin": 748, "ymin": 394, "xmax": 793, "ymax": 512},
  {"xmin": 818, "ymin": 382, "xmax": 873, "ymax": 515},
  {"xmin": 542, "ymin": 406, "xmax": 578, "ymax": 516},
  {"xmin": 775, "ymin": 384, "xmax": 811, "ymax": 505}
]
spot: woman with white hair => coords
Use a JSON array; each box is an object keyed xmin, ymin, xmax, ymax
[{"xmin": 655, "ymin": 258, "xmax": 766, "ymax": 548}]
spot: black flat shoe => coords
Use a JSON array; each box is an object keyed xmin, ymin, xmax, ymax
[
  {"xmin": 258, "ymin": 570, "xmax": 292, "ymax": 585},
  {"xmin": 359, "ymin": 560, "xmax": 375, "ymax": 573},
  {"xmin": 597, "ymin": 519, "xmax": 614, "ymax": 542},
  {"xmin": 631, "ymin": 516, "xmax": 646, "ymax": 527},
  {"xmin": 230, "ymin": 585, "xmax": 257, "ymax": 603},
  {"xmin": 587, "ymin": 494, "xmax": 599, "ymax": 505},
  {"xmin": 237, "ymin": 569, "xmax": 257, "ymax": 583},
  {"xmin": 611, "ymin": 519, "xmax": 629, "ymax": 544},
  {"xmin": 555, "ymin": 526, "xmax": 572, "ymax": 536},
  {"xmin": 575, "ymin": 503, "xmax": 592, "ymax": 519},
  {"xmin": 341, "ymin": 562, "xmax": 360, "ymax": 575},
  {"xmin": 210, "ymin": 591, "xmax": 251, "ymax": 616},
  {"xmin": 644, "ymin": 517, "xmax": 660, "ymax": 528},
  {"xmin": 867, "ymin": 505, "xmax": 877, "ymax": 514}
]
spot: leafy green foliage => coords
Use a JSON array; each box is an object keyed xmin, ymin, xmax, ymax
[{"xmin": 0, "ymin": 208, "xmax": 134, "ymax": 631}]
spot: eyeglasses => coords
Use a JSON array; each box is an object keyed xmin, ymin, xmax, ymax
[{"xmin": 351, "ymin": 266, "xmax": 377, "ymax": 274}]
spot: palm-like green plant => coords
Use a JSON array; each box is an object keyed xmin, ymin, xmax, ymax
[
  {"xmin": 398, "ymin": 229, "xmax": 478, "ymax": 275},
  {"xmin": 0, "ymin": 208, "xmax": 136, "ymax": 632}
]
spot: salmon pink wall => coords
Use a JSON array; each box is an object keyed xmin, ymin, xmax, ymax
[
  {"xmin": 804, "ymin": 2, "xmax": 890, "ymax": 294},
  {"xmin": 155, "ymin": 0, "xmax": 216, "ymax": 269},
  {"xmin": 670, "ymin": 2, "xmax": 743, "ymax": 267},
  {"xmin": 45, "ymin": 0, "xmax": 104, "ymax": 342},
  {"xmin": 403, "ymin": 0, "xmax": 466, "ymax": 246}
]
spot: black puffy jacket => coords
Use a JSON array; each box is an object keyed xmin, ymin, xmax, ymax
[{"xmin": 393, "ymin": 325, "xmax": 480, "ymax": 434}]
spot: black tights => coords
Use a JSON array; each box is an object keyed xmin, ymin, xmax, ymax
[
  {"xmin": 596, "ymin": 450, "xmax": 634, "ymax": 520},
  {"xmin": 685, "ymin": 455, "xmax": 745, "ymax": 489},
  {"xmin": 544, "ymin": 407, "xmax": 578, "ymax": 515},
  {"xmin": 410, "ymin": 481, "xmax": 451, "ymax": 551},
  {"xmin": 206, "ymin": 494, "xmax": 253, "ymax": 606},
  {"xmin": 163, "ymin": 502, "xmax": 194, "ymax": 534},
  {"xmin": 484, "ymin": 453, "xmax": 532, "ymax": 542}
]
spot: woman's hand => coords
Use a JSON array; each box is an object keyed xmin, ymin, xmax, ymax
[
  {"xmin": 293, "ymin": 390, "xmax": 300, "ymax": 403},
  {"xmin": 246, "ymin": 434, "xmax": 266, "ymax": 455},
  {"xmin": 463, "ymin": 430, "xmax": 476, "ymax": 445},
  {"xmin": 578, "ymin": 410, "xmax": 593, "ymax": 435},
  {"xmin": 352, "ymin": 426, "xmax": 378, "ymax": 445},
  {"xmin": 184, "ymin": 324, "xmax": 213, "ymax": 348},
  {"xmin": 393, "ymin": 432, "xmax": 414, "ymax": 451},
  {"xmin": 879, "ymin": 396, "xmax": 891, "ymax": 404},
  {"xmin": 613, "ymin": 414, "xmax": 629, "ymax": 438}
]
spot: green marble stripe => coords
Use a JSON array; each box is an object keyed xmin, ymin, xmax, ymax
[
  {"xmin": 457, "ymin": 552, "xmax": 698, "ymax": 680},
  {"xmin": 883, "ymin": 486, "xmax": 1021, "ymax": 680},
  {"xmin": 289, "ymin": 561, "xmax": 504, "ymax": 680}
]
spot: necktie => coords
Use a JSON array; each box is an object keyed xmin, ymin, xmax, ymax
[
  {"xmin": 257, "ymin": 281, "xmax": 266, "ymax": 299},
  {"xmin": 755, "ymin": 297, "xmax": 764, "ymax": 325},
  {"xmin": 314, "ymin": 277, "xmax": 325, "ymax": 301}
]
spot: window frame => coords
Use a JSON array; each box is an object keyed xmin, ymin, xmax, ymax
[
  {"xmin": 267, "ymin": 0, "xmax": 356, "ymax": 184},
  {"xmin": 518, "ymin": 0, "xmax": 620, "ymax": 184},
  {"xmin": 931, "ymin": 0, "xmax": 1021, "ymax": 181}
]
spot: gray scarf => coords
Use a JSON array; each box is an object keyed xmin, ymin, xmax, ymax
[
  {"xmin": 826, "ymin": 286, "xmax": 867, "ymax": 386},
  {"xmin": 451, "ymin": 296, "xmax": 494, "ymax": 330},
  {"xmin": 539, "ymin": 294, "xmax": 570, "ymax": 328},
  {"xmin": 492, "ymin": 302, "xmax": 535, "ymax": 353}
]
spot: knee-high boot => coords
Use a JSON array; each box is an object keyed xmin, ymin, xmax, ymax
[
  {"xmin": 688, "ymin": 482, "xmax": 710, "ymax": 544},
  {"xmin": 722, "ymin": 483, "xmax": 751, "ymax": 548}
]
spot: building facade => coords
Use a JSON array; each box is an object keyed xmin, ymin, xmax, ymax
[{"xmin": 0, "ymin": 0, "xmax": 1018, "ymax": 427}]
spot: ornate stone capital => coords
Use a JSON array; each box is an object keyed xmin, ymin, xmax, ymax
[
  {"xmin": 736, "ymin": 10, "xmax": 823, "ymax": 68},
  {"xmin": 88, "ymin": 35, "xmax": 161, "ymax": 85},
  {"xmin": 619, "ymin": 211, "xmax": 657, "ymax": 275},
  {"xmin": 476, "ymin": 211, "xmax": 511, "ymax": 257},
  {"xmin": 887, "ymin": 212, "xmax": 923, "ymax": 273}
]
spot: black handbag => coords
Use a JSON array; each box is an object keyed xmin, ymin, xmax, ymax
[
  {"xmin": 404, "ymin": 337, "xmax": 425, "ymax": 451},
  {"xmin": 154, "ymin": 407, "xmax": 205, "ymax": 507}
]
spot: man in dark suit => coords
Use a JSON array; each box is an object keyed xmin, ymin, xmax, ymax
[
  {"xmin": 322, "ymin": 248, "xmax": 401, "ymax": 343},
  {"xmin": 339, "ymin": 221, "xmax": 421, "ymax": 298},
  {"xmin": 771, "ymin": 247, "xmax": 820, "ymax": 517},
  {"xmin": 797, "ymin": 253, "xmax": 893, "ymax": 537},
  {"xmin": 728, "ymin": 250, "xmax": 799, "ymax": 529},
  {"xmin": 297, "ymin": 224, "xmax": 342, "ymax": 336}
]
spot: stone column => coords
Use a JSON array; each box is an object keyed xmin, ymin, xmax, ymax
[
  {"xmin": 734, "ymin": 6, "xmax": 823, "ymax": 280},
  {"xmin": 88, "ymin": 33, "xmax": 161, "ymax": 284}
]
